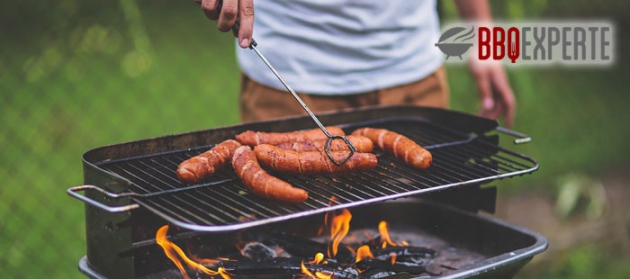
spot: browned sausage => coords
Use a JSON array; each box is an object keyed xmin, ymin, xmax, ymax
[
  {"xmin": 254, "ymin": 144, "xmax": 378, "ymax": 175},
  {"xmin": 232, "ymin": 146, "xmax": 308, "ymax": 204},
  {"xmin": 351, "ymin": 127, "xmax": 432, "ymax": 169},
  {"xmin": 274, "ymin": 135, "xmax": 374, "ymax": 153},
  {"xmin": 235, "ymin": 126, "xmax": 346, "ymax": 146},
  {"xmin": 177, "ymin": 139, "xmax": 242, "ymax": 184}
]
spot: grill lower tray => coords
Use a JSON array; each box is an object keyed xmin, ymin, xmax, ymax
[
  {"xmin": 78, "ymin": 200, "xmax": 548, "ymax": 279},
  {"xmin": 71, "ymin": 106, "xmax": 538, "ymax": 232}
]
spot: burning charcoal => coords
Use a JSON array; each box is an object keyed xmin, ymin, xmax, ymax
[
  {"xmin": 362, "ymin": 235, "xmax": 382, "ymax": 248},
  {"xmin": 241, "ymin": 242, "xmax": 277, "ymax": 262},
  {"xmin": 263, "ymin": 232, "xmax": 323, "ymax": 257},
  {"xmin": 264, "ymin": 231, "xmax": 355, "ymax": 264},
  {"xmin": 373, "ymin": 246, "xmax": 436, "ymax": 261},
  {"xmin": 354, "ymin": 259, "xmax": 439, "ymax": 276},
  {"xmin": 359, "ymin": 269, "xmax": 395, "ymax": 279},
  {"xmin": 342, "ymin": 267, "xmax": 361, "ymax": 278},
  {"xmin": 360, "ymin": 233, "xmax": 436, "ymax": 261},
  {"xmin": 219, "ymin": 257, "xmax": 359, "ymax": 279}
]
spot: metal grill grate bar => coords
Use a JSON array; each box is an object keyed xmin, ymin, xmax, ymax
[{"xmin": 94, "ymin": 118, "xmax": 537, "ymax": 231}]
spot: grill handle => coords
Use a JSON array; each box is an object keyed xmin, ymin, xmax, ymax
[
  {"xmin": 68, "ymin": 179, "xmax": 235, "ymax": 212},
  {"xmin": 67, "ymin": 185, "xmax": 139, "ymax": 213},
  {"xmin": 495, "ymin": 126, "xmax": 532, "ymax": 144}
]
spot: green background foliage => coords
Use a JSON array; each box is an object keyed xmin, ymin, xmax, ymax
[{"xmin": 1, "ymin": 0, "xmax": 628, "ymax": 278}]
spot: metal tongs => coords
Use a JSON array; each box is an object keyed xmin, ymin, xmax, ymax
[{"xmin": 219, "ymin": 2, "xmax": 356, "ymax": 165}]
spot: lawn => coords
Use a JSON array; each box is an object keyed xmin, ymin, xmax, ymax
[{"xmin": 1, "ymin": 0, "xmax": 628, "ymax": 278}]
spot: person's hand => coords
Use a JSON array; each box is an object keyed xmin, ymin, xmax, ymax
[
  {"xmin": 193, "ymin": 0, "xmax": 254, "ymax": 48},
  {"xmin": 468, "ymin": 58, "xmax": 516, "ymax": 128}
]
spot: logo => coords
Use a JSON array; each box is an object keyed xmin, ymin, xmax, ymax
[
  {"xmin": 436, "ymin": 21, "xmax": 615, "ymax": 66},
  {"xmin": 435, "ymin": 27, "xmax": 475, "ymax": 60}
]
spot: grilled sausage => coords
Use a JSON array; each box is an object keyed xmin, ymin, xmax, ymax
[
  {"xmin": 274, "ymin": 135, "xmax": 374, "ymax": 153},
  {"xmin": 235, "ymin": 126, "xmax": 346, "ymax": 146},
  {"xmin": 177, "ymin": 139, "xmax": 242, "ymax": 184},
  {"xmin": 351, "ymin": 127, "xmax": 432, "ymax": 169},
  {"xmin": 254, "ymin": 144, "xmax": 378, "ymax": 175},
  {"xmin": 232, "ymin": 146, "xmax": 308, "ymax": 204}
]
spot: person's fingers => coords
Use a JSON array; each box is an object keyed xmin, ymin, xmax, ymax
[
  {"xmin": 201, "ymin": 0, "xmax": 219, "ymax": 20},
  {"xmin": 473, "ymin": 69, "xmax": 494, "ymax": 117},
  {"xmin": 217, "ymin": 0, "xmax": 238, "ymax": 32},
  {"xmin": 490, "ymin": 69, "xmax": 516, "ymax": 127},
  {"xmin": 487, "ymin": 97, "xmax": 504, "ymax": 120},
  {"xmin": 237, "ymin": 0, "xmax": 254, "ymax": 48}
]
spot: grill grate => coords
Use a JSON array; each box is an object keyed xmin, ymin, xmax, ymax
[{"xmin": 95, "ymin": 119, "xmax": 537, "ymax": 231}]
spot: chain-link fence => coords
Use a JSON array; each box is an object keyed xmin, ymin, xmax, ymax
[{"xmin": 2, "ymin": 1, "xmax": 630, "ymax": 278}]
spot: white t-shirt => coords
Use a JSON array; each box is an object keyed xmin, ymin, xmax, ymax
[{"xmin": 236, "ymin": 0, "xmax": 443, "ymax": 95}]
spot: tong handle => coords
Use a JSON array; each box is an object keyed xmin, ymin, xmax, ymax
[
  {"xmin": 495, "ymin": 126, "xmax": 532, "ymax": 144},
  {"xmin": 67, "ymin": 185, "xmax": 140, "ymax": 213}
]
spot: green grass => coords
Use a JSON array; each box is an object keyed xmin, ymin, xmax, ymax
[
  {"xmin": 1, "ymin": 1, "xmax": 629, "ymax": 278},
  {"xmin": 1, "ymin": 2, "xmax": 241, "ymax": 278}
]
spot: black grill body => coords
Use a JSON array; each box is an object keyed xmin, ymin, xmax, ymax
[{"xmin": 72, "ymin": 106, "xmax": 546, "ymax": 278}]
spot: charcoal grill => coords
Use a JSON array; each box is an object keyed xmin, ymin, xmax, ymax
[{"xmin": 68, "ymin": 105, "xmax": 547, "ymax": 279}]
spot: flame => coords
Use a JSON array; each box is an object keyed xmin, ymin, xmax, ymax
[
  {"xmin": 187, "ymin": 246, "xmax": 224, "ymax": 266},
  {"xmin": 378, "ymin": 221, "xmax": 398, "ymax": 248},
  {"xmin": 345, "ymin": 245, "xmax": 356, "ymax": 256},
  {"xmin": 156, "ymin": 226, "xmax": 188, "ymax": 278},
  {"xmin": 390, "ymin": 252, "xmax": 397, "ymax": 266},
  {"xmin": 301, "ymin": 253, "xmax": 333, "ymax": 279},
  {"xmin": 355, "ymin": 245, "xmax": 374, "ymax": 262},
  {"xmin": 234, "ymin": 230, "xmax": 245, "ymax": 252},
  {"xmin": 156, "ymin": 225, "xmax": 232, "ymax": 279},
  {"xmin": 308, "ymin": 252, "xmax": 325, "ymax": 265},
  {"xmin": 189, "ymin": 254, "xmax": 221, "ymax": 266},
  {"xmin": 300, "ymin": 261, "xmax": 333, "ymax": 279},
  {"xmin": 327, "ymin": 209, "xmax": 352, "ymax": 258},
  {"xmin": 318, "ymin": 196, "xmax": 339, "ymax": 236}
]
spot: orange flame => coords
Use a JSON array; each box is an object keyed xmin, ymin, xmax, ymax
[
  {"xmin": 378, "ymin": 221, "xmax": 397, "ymax": 248},
  {"xmin": 390, "ymin": 252, "xmax": 397, "ymax": 266},
  {"xmin": 327, "ymin": 209, "xmax": 352, "ymax": 258},
  {"xmin": 308, "ymin": 252, "xmax": 325, "ymax": 265},
  {"xmin": 318, "ymin": 196, "xmax": 339, "ymax": 236},
  {"xmin": 300, "ymin": 261, "xmax": 333, "ymax": 279},
  {"xmin": 301, "ymin": 253, "xmax": 333, "ymax": 279},
  {"xmin": 355, "ymin": 245, "xmax": 374, "ymax": 262},
  {"xmin": 189, "ymin": 255, "xmax": 221, "ymax": 266},
  {"xmin": 234, "ymin": 230, "xmax": 246, "ymax": 252},
  {"xmin": 156, "ymin": 225, "xmax": 232, "ymax": 279}
]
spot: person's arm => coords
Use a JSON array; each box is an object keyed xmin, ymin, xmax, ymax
[
  {"xmin": 194, "ymin": 0, "xmax": 254, "ymax": 49},
  {"xmin": 454, "ymin": 0, "xmax": 516, "ymax": 127}
]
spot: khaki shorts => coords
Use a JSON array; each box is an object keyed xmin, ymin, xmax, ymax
[{"xmin": 240, "ymin": 67, "xmax": 450, "ymax": 123}]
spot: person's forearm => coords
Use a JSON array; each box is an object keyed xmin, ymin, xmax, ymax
[{"xmin": 453, "ymin": 0, "xmax": 492, "ymax": 21}]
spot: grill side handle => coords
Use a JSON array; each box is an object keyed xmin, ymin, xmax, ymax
[
  {"xmin": 495, "ymin": 126, "xmax": 532, "ymax": 144},
  {"xmin": 67, "ymin": 185, "xmax": 139, "ymax": 213}
]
